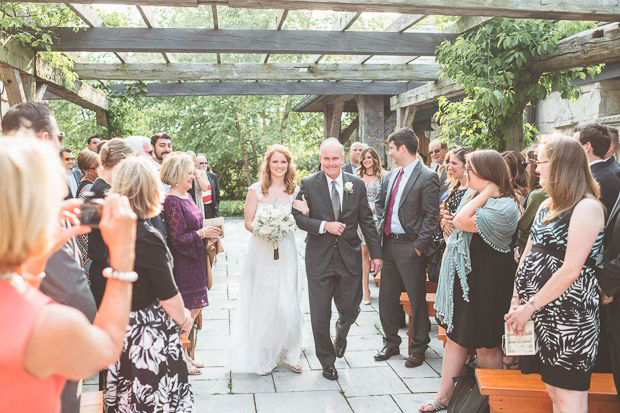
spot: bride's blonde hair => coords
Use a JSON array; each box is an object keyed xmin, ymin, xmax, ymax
[{"xmin": 260, "ymin": 144, "xmax": 297, "ymax": 196}]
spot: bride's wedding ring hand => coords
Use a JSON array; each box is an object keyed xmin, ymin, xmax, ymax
[{"xmin": 325, "ymin": 221, "xmax": 346, "ymax": 236}]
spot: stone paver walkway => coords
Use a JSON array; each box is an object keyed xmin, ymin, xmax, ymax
[{"xmin": 191, "ymin": 218, "xmax": 445, "ymax": 413}]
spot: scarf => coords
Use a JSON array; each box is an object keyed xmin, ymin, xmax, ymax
[{"xmin": 435, "ymin": 189, "xmax": 518, "ymax": 333}]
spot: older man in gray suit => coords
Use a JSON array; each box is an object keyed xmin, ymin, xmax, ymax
[
  {"xmin": 293, "ymin": 138, "xmax": 383, "ymax": 380},
  {"xmin": 374, "ymin": 128, "xmax": 440, "ymax": 368}
]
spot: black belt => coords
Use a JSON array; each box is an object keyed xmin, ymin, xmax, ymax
[
  {"xmin": 386, "ymin": 233, "xmax": 412, "ymax": 241},
  {"xmin": 530, "ymin": 244, "xmax": 598, "ymax": 269}
]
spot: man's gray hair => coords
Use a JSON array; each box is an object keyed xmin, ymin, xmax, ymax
[
  {"xmin": 320, "ymin": 137, "xmax": 345, "ymax": 155},
  {"xmin": 125, "ymin": 136, "xmax": 150, "ymax": 154}
]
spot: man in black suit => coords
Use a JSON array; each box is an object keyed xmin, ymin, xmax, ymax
[
  {"xmin": 575, "ymin": 123, "xmax": 620, "ymax": 214},
  {"xmin": 342, "ymin": 141, "xmax": 365, "ymax": 174},
  {"xmin": 374, "ymin": 128, "xmax": 440, "ymax": 368},
  {"xmin": 601, "ymin": 194, "xmax": 620, "ymax": 394},
  {"xmin": 605, "ymin": 126, "xmax": 620, "ymax": 178},
  {"xmin": 60, "ymin": 148, "xmax": 83, "ymax": 198},
  {"xmin": 293, "ymin": 138, "xmax": 383, "ymax": 380}
]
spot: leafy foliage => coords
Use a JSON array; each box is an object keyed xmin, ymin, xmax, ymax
[{"xmin": 435, "ymin": 18, "xmax": 601, "ymax": 150}]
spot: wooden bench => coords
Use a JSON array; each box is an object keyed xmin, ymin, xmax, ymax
[
  {"xmin": 400, "ymin": 291, "xmax": 437, "ymax": 348},
  {"xmin": 80, "ymin": 391, "xmax": 103, "ymax": 413},
  {"xmin": 476, "ymin": 369, "xmax": 620, "ymax": 413}
]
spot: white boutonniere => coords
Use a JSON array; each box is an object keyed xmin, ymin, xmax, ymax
[{"xmin": 344, "ymin": 181, "xmax": 354, "ymax": 194}]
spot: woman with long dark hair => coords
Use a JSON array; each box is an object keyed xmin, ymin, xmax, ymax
[{"xmin": 420, "ymin": 150, "xmax": 519, "ymax": 412}]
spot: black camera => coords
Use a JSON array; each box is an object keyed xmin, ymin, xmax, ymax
[{"xmin": 79, "ymin": 191, "xmax": 105, "ymax": 227}]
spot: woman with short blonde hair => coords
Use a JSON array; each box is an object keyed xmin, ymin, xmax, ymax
[
  {"xmin": 106, "ymin": 156, "xmax": 193, "ymax": 411},
  {"xmin": 0, "ymin": 137, "xmax": 137, "ymax": 413},
  {"xmin": 162, "ymin": 152, "xmax": 221, "ymax": 374}
]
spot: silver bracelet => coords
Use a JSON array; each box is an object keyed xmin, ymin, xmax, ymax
[{"xmin": 102, "ymin": 267, "xmax": 138, "ymax": 283}]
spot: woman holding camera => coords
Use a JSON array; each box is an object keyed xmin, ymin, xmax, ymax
[
  {"xmin": 0, "ymin": 138, "xmax": 137, "ymax": 413},
  {"xmin": 105, "ymin": 156, "xmax": 194, "ymax": 412},
  {"xmin": 87, "ymin": 138, "xmax": 133, "ymax": 307},
  {"xmin": 161, "ymin": 152, "xmax": 221, "ymax": 374}
]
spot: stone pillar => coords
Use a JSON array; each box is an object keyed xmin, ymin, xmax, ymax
[{"xmin": 356, "ymin": 95, "xmax": 385, "ymax": 159}]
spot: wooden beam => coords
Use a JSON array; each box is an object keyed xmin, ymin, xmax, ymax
[
  {"xmin": 533, "ymin": 23, "xmax": 620, "ymax": 72},
  {"xmin": 66, "ymin": 4, "xmax": 129, "ymax": 63},
  {"xmin": 72, "ymin": 62, "xmax": 440, "ymax": 81},
  {"xmin": 0, "ymin": 66, "xmax": 27, "ymax": 106},
  {"xmin": 350, "ymin": 14, "xmax": 426, "ymax": 64},
  {"xmin": 35, "ymin": 83, "xmax": 48, "ymax": 100},
  {"xmin": 105, "ymin": 81, "xmax": 420, "ymax": 96},
  {"xmin": 442, "ymin": 16, "xmax": 494, "ymax": 34},
  {"xmin": 391, "ymin": 23, "xmax": 620, "ymax": 111},
  {"xmin": 262, "ymin": 9, "xmax": 288, "ymax": 63},
  {"xmin": 307, "ymin": 11, "xmax": 361, "ymax": 64},
  {"xmin": 211, "ymin": 5, "xmax": 221, "ymax": 63},
  {"xmin": 224, "ymin": 0, "xmax": 620, "ymax": 21},
  {"xmin": 43, "ymin": 27, "xmax": 456, "ymax": 56},
  {"xmin": 136, "ymin": 5, "xmax": 173, "ymax": 63},
  {"xmin": 20, "ymin": 72, "xmax": 36, "ymax": 101}
]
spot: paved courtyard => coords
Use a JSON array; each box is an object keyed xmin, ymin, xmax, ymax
[{"xmin": 191, "ymin": 218, "xmax": 445, "ymax": 413}]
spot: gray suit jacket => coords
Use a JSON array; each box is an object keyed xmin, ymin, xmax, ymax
[
  {"xmin": 293, "ymin": 171, "xmax": 382, "ymax": 276},
  {"xmin": 376, "ymin": 162, "xmax": 440, "ymax": 255},
  {"xmin": 342, "ymin": 162, "xmax": 355, "ymax": 175},
  {"xmin": 40, "ymin": 241, "xmax": 97, "ymax": 413}
]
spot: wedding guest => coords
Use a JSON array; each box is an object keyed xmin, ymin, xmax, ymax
[
  {"xmin": 2, "ymin": 102, "xmax": 98, "ymax": 413},
  {"xmin": 438, "ymin": 148, "xmax": 471, "ymax": 239},
  {"xmin": 161, "ymin": 152, "xmax": 221, "ymax": 374},
  {"xmin": 605, "ymin": 126, "xmax": 620, "ymax": 177},
  {"xmin": 429, "ymin": 139, "xmax": 449, "ymax": 195},
  {"xmin": 151, "ymin": 132, "xmax": 173, "ymax": 166},
  {"xmin": 86, "ymin": 135, "xmax": 101, "ymax": 152},
  {"xmin": 507, "ymin": 136, "xmax": 605, "ymax": 412},
  {"xmin": 421, "ymin": 150, "xmax": 518, "ymax": 412},
  {"xmin": 0, "ymin": 137, "xmax": 137, "ymax": 413},
  {"xmin": 88, "ymin": 138, "xmax": 133, "ymax": 307},
  {"xmin": 60, "ymin": 148, "xmax": 82, "ymax": 198},
  {"xmin": 517, "ymin": 143, "xmax": 548, "ymax": 256},
  {"xmin": 374, "ymin": 128, "xmax": 439, "ymax": 368},
  {"xmin": 75, "ymin": 149, "xmax": 100, "ymax": 266},
  {"xmin": 197, "ymin": 153, "xmax": 221, "ymax": 218},
  {"xmin": 343, "ymin": 141, "xmax": 365, "ymax": 174},
  {"xmin": 105, "ymin": 156, "xmax": 193, "ymax": 412},
  {"xmin": 575, "ymin": 123, "xmax": 620, "ymax": 213},
  {"xmin": 601, "ymin": 193, "xmax": 620, "ymax": 395},
  {"xmin": 186, "ymin": 150, "xmax": 210, "ymax": 212},
  {"xmin": 356, "ymin": 147, "xmax": 384, "ymax": 304},
  {"xmin": 502, "ymin": 150, "xmax": 529, "ymax": 205},
  {"xmin": 125, "ymin": 135, "xmax": 154, "ymax": 159}
]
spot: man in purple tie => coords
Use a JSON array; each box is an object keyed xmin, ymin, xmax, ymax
[{"xmin": 374, "ymin": 128, "xmax": 440, "ymax": 368}]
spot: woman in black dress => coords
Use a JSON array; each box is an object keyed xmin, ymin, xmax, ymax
[
  {"xmin": 87, "ymin": 138, "xmax": 133, "ymax": 307},
  {"xmin": 105, "ymin": 156, "xmax": 194, "ymax": 412},
  {"xmin": 438, "ymin": 148, "xmax": 471, "ymax": 239},
  {"xmin": 421, "ymin": 150, "xmax": 519, "ymax": 412},
  {"xmin": 507, "ymin": 136, "xmax": 604, "ymax": 411}
]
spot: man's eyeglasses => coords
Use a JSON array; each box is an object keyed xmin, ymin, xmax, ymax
[
  {"xmin": 430, "ymin": 149, "xmax": 443, "ymax": 155},
  {"xmin": 199, "ymin": 162, "xmax": 207, "ymax": 165}
]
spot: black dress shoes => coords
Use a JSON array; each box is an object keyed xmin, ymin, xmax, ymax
[
  {"xmin": 374, "ymin": 346, "xmax": 400, "ymax": 361},
  {"xmin": 322, "ymin": 365, "xmax": 339, "ymax": 380},
  {"xmin": 334, "ymin": 338, "xmax": 347, "ymax": 358}
]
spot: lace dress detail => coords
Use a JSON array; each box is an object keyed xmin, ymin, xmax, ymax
[{"xmin": 229, "ymin": 182, "xmax": 303, "ymax": 374}]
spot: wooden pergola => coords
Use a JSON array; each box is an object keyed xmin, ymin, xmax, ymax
[{"xmin": 2, "ymin": 0, "xmax": 620, "ymax": 156}]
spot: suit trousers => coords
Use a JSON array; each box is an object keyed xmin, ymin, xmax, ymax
[
  {"xmin": 203, "ymin": 203, "xmax": 218, "ymax": 219},
  {"xmin": 379, "ymin": 237, "xmax": 431, "ymax": 354},
  {"xmin": 307, "ymin": 246, "xmax": 362, "ymax": 368},
  {"xmin": 605, "ymin": 302, "xmax": 620, "ymax": 395}
]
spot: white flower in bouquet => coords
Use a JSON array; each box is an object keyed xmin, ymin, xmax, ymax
[{"xmin": 252, "ymin": 204, "xmax": 298, "ymax": 260}]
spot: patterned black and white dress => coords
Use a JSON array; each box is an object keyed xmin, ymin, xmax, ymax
[{"xmin": 516, "ymin": 206, "xmax": 603, "ymax": 391}]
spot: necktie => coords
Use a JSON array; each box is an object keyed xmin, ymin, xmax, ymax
[
  {"xmin": 384, "ymin": 168, "xmax": 404, "ymax": 236},
  {"xmin": 331, "ymin": 180, "xmax": 340, "ymax": 220}
]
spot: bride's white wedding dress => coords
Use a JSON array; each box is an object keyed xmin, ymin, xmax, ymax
[{"xmin": 229, "ymin": 182, "xmax": 304, "ymax": 374}]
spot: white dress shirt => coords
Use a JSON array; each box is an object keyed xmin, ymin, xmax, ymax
[
  {"xmin": 589, "ymin": 159, "xmax": 606, "ymax": 167},
  {"xmin": 319, "ymin": 171, "xmax": 344, "ymax": 234},
  {"xmin": 389, "ymin": 160, "xmax": 418, "ymax": 234}
]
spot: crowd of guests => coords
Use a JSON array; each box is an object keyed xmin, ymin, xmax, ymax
[
  {"xmin": 0, "ymin": 101, "xmax": 222, "ymax": 413},
  {"xmin": 1, "ymin": 98, "xmax": 620, "ymax": 413}
]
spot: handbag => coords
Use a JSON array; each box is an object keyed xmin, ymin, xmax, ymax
[
  {"xmin": 425, "ymin": 238, "xmax": 445, "ymax": 283},
  {"xmin": 204, "ymin": 238, "xmax": 223, "ymax": 290},
  {"xmin": 447, "ymin": 361, "xmax": 489, "ymax": 413}
]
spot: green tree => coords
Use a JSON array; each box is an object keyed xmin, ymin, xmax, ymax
[{"xmin": 435, "ymin": 18, "xmax": 600, "ymax": 150}]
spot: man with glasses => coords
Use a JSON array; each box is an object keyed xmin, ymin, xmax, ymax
[
  {"xmin": 428, "ymin": 139, "xmax": 449, "ymax": 196},
  {"xmin": 60, "ymin": 148, "xmax": 82, "ymax": 198},
  {"xmin": 196, "ymin": 153, "xmax": 220, "ymax": 218}
]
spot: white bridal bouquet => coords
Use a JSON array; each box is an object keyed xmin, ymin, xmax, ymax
[{"xmin": 252, "ymin": 204, "xmax": 298, "ymax": 260}]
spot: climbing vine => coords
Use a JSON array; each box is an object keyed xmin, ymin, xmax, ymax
[{"xmin": 435, "ymin": 18, "xmax": 601, "ymax": 150}]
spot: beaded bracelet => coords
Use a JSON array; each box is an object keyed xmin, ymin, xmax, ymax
[{"xmin": 102, "ymin": 267, "xmax": 138, "ymax": 282}]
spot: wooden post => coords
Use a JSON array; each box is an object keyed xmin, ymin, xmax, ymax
[
  {"xmin": 20, "ymin": 73, "xmax": 36, "ymax": 101},
  {"xmin": 356, "ymin": 95, "xmax": 385, "ymax": 159},
  {"xmin": 0, "ymin": 66, "xmax": 27, "ymax": 106},
  {"xmin": 323, "ymin": 101, "xmax": 343, "ymax": 140}
]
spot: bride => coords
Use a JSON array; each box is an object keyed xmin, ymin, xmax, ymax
[{"xmin": 230, "ymin": 144, "xmax": 309, "ymax": 375}]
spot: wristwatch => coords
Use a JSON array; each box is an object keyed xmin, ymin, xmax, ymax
[{"xmin": 527, "ymin": 295, "xmax": 539, "ymax": 312}]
